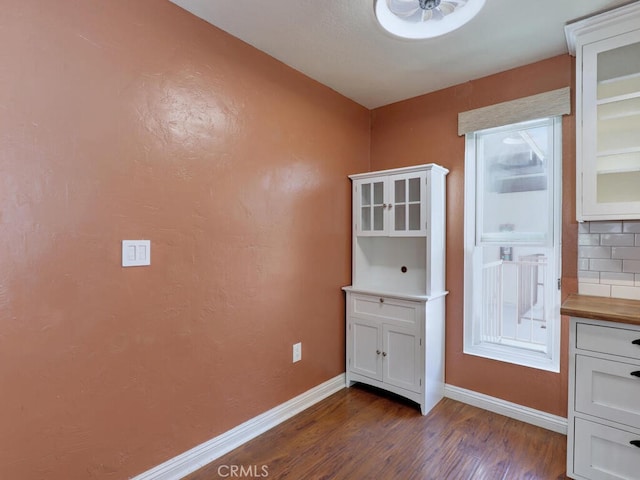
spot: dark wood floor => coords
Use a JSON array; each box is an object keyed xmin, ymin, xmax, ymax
[{"xmin": 183, "ymin": 384, "xmax": 567, "ymax": 480}]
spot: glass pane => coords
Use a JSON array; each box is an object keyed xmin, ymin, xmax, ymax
[
  {"xmin": 597, "ymin": 41, "xmax": 640, "ymax": 100},
  {"xmin": 361, "ymin": 206, "xmax": 371, "ymax": 231},
  {"xmin": 596, "ymin": 40, "xmax": 640, "ymax": 205},
  {"xmin": 408, "ymin": 204, "xmax": 420, "ymax": 230},
  {"xmin": 598, "ymin": 171, "xmax": 640, "ymax": 203},
  {"xmin": 373, "ymin": 182, "xmax": 384, "ymax": 205},
  {"xmin": 361, "ymin": 183, "xmax": 371, "ymax": 206},
  {"xmin": 597, "ymin": 151, "xmax": 640, "ymax": 173},
  {"xmin": 408, "ymin": 177, "xmax": 420, "ymax": 202},
  {"xmin": 478, "ymin": 246, "xmax": 550, "ymax": 351},
  {"xmin": 597, "ymin": 96, "xmax": 640, "ymax": 153},
  {"xmin": 373, "ymin": 205, "xmax": 384, "ymax": 231},
  {"xmin": 394, "ymin": 179, "xmax": 406, "ymax": 203},
  {"xmin": 476, "ymin": 118, "xmax": 553, "ymax": 245},
  {"xmin": 395, "ymin": 205, "xmax": 406, "ymax": 231}
]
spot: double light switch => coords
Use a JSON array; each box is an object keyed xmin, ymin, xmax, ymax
[{"xmin": 122, "ymin": 240, "xmax": 151, "ymax": 267}]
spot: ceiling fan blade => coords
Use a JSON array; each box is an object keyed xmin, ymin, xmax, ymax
[{"xmin": 387, "ymin": 0, "xmax": 421, "ymax": 17}]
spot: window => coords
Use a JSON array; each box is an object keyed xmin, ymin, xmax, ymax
[{"xmin": 463, "ymin": 117, "xmax": 562, "ymax": 372}]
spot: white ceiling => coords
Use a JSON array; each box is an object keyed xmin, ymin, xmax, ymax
[{"xmin": 168, "ymin": 0, "xmax": 633, "ymax": 109}]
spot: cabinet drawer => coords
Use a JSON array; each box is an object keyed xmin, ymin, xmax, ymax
[
  {"xmin": 576, "ymin": 323, "xmax": 640, "ymax": 361},
  {"xmin": 576, "ymin": 355, "xmax": 640, "ymax": 430},
  {"xmin": 349, "ymin": 294, "xmax": 418, "ymax": 326},
  {"xmin": 574, "ymin": 417, "xmax": 640, "ymax": 480}
]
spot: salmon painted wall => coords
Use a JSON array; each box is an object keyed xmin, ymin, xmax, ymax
[
  {"xmin": 0, "ymin": 1, "xmax": 369, "ymax": 478},
  {"xmin": 370, "ymin": 55, "xmax": 577, "ymax": 417}
]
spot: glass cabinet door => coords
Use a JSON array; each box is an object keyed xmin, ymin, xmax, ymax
[
  {"xmin": 357, "ymin": 179, "xmax": 386, "ymax": 234},
  {"xmin": 582, "ymin": 29, "xmax": 640, "ymax": 218},
  {"xmin": 390, "ymin": 172, "xmax": 426, "ymax": 235}
]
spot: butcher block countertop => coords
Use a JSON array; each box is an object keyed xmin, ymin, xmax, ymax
[{"xmin": 561, "ymin": 293, "xmax": 640, "ymax": 327}]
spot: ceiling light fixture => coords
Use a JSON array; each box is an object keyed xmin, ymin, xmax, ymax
[{"xmin": 375, "ymin": 0, "xmax": 485, "ymax": 39}]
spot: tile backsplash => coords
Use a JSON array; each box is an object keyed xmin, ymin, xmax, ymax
[{"xmin": 578, "ymin": 220, "xmax": 640, "ymax": 300}]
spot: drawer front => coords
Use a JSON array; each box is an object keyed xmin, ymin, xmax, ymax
[
  {"xmin": 576, "ymin": 355, "xmax": 640, "ymax": 430},
  {"xmin": 349, "ymin": 294, "xmax": 418, "ymax": 326},
  {"xmin": 576, "ymin": 323, "xmax": 640, "ymax": 361},
  {"xmin": 574, "ymin": 417, "xmax": 640, "ymax": 480}
]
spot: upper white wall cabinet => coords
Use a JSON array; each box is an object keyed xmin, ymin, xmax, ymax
[
  {"xmin": 353, "ymin": 168, "xmax": 427, "ymax": 237},
  {"xmin": 566, "ymin": 2, "xmax": 640, "ymax": 221}
]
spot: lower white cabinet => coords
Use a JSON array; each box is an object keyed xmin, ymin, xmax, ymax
[
  {"xmin": 574, "ymin": 418, "xmax": 640, "ymax": 480},
  {"xmin": 344, "ymin": 290, "xmax": 446, "ymax": 415},
  {"xmin": 568, "ymin": 317, "xmax": 640, "ymax": 479}
]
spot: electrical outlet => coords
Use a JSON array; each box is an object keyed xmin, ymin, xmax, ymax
[{"xmin": 293, "ymin": 342, "xmax": 302, "ymax": 363}]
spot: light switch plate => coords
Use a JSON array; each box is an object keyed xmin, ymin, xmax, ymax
[
  {"xmin": 122, "ymin": 240, "xmax": 151, "ymax": 267},
  {"xmin": 293, "ymin": 342, "xmax": 302, "ymax": 363}
]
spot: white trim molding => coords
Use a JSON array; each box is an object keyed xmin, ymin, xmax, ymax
[
  {"xmin": 444, "ymin": 384, "xmax": 568, "ymax": 435},
  {"xmin": 131, "ymin": 374, "xmax": 346, "ymax": 480},
  {"xmin": 565, "ymin": 1, "xmax": 640, "ymax": 55}
]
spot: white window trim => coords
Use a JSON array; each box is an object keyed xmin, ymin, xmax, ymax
[{"xmin": 463, "ymin": 117, "xmax": 563, "ymax": 372}]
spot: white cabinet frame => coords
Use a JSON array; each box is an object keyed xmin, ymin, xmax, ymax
[{"xmin": 566, "ymin": 3, "xmax": 640, "ymax": 221}]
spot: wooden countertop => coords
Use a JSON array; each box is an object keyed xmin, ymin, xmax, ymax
[{"xmin": 561, "ymin": 293, "xmax": 640, "ymax": 327}]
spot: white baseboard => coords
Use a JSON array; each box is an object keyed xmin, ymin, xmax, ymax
[
  {"xmin": 444, "ymin": 384, "xmax": 567, "ymax": 435},
  {"xmin": 131, "ymin": 374, "xmax": 346, "ymax": 480}
]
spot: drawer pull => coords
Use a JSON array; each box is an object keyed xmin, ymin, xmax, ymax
[
  {"xmin": 633, "ymin": 339, "xmax": 640, "ymax": 346},
  {"xmin": 631, "ymin": 440, "xmax": 640, "ymax": 448},
  {"xmin": 631, "ymin": 371, "xmax": 640, "ymax": 378},
  {"xmin": 379, "ymin": 298, "xmax": 384, "ymax": 303}
]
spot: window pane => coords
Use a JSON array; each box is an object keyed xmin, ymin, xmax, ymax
[
  {"xmin": 395, "ymin": 205, "xmax": 406, "ymax": 231},
  {"xmin": 480, "ymin": 247, "xmax": 550, "ymax": 352},
  {"xmin": 395, "ymin": 179, "xmax": 406, "ymax": 203},
  {"xmin": 373, "ymin": 182, "xmax": 384, "ymax": 205},
  {"xmin": 464, "ymin": 116, "xmax": 561, "ymax": 372},
  {"xmin": 361, "ymin": 206, "xmax": 371, "ymax": 231},
  {"xmin": 373, "ymin": 205, "xmax": 384, "ymax": 230},
  {"xmin": 361, "ymin": 183, "xmax": 371, "ymax": 206},
  {"xmin": 408, "ymin": 177, "xmax": 420, "ymax": 202},
  {"xmin": 409, "ymin": 204, "xmax": 420, "ymax": 230},
  {"xmin": 477, "ymin": 120, "xmax": 553, "ymax": 245}
]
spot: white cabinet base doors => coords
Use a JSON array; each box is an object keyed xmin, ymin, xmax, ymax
[
  {"xmin": 568, "ymin": 317, "xmax": 640, "ymax": 479},
  {"xmin": 346, "ymin": 292, "xmax": 445, "ymax": 415}
]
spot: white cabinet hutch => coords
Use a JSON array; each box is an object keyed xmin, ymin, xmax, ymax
[
  {"xmin": 343, "ymin": 164, "xmax": 448, "ymax": 415},
  {"xmin": 566, "ymin": 2, "xmax": 640, "ymax": 221}
]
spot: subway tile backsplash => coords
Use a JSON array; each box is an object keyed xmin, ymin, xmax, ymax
[{"xmin": 578, "ymin": 221, "xmax": 640, "ymax": 300}]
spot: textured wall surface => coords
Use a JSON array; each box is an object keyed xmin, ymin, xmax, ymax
[
  {"xmin": 0, "ymin": 1, "xmax": 369, "ymax": 478},
  {"xmin": 370, "ymin": 55, "xmax": 577, "ymax": 417},
  {"xmin": 1, "ymin": 1, "xmax": 586, "ymax": 476}
]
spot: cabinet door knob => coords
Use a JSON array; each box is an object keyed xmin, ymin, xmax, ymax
[
  {"xmin": 631, "ymin": 371, "xmax": 640, "ymax": 378},
  {"xmin": 631, "ymin": 440, "xmax": 640, "ymax": 448},
  {"xmin": 388, "ymin": 204, "xmax": 393, "ymax": 209},
  {"xmin": 382, "ymin": 351, "xmax": 387, "ymax": 357},
  {"xmin": 376, "ymin": 350, "xmax": 381, "ymax": 355},
  {"xmin": 379, "ymin": 298, "xmax": 384, "ymax": 303},
  {"xmin": 382, "ymin": 203, "xmax": 387, "ymax": 208},
  {"xmin": 632, "ymin": 339, "xmax": 640, "ymax": 345}
]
